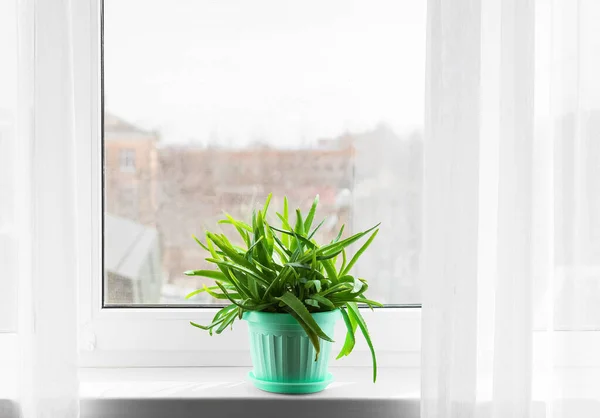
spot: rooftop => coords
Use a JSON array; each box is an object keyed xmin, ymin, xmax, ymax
[
  {"xmin": 104, "ymin": 112, "xmax": 157, "ymax": 139},
  {"xmin": 104, "ymin": 213, "xmax": 159, "ymax": 280}
]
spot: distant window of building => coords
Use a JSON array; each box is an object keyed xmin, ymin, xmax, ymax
[{"xmin": 119, "ymin": 149, "xmax": 136, "ymax": 172}]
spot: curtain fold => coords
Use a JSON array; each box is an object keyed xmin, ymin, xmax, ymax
[
  {"xmin": 422, "ymin": 0, "xmax": 600, "ymax": 417},
  {"xmin": 16, "ymin": 0, "xmax": 80, "ymax": 416}
]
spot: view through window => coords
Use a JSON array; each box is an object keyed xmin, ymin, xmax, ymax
[{"xmin": 103, "ymin": 0, "xmax": 426, "ymax": 306}]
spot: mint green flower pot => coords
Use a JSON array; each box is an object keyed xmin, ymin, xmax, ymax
[{"xmin": 243, "ymin": 309, "xmax": 340, "ymax": 394}]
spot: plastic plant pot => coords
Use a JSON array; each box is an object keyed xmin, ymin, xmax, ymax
[{"xmin": 243, "ymin": 309, "xmax": 340, "ymax": 394}]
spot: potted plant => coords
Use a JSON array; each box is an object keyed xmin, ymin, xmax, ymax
[{"xmin": 185, "ymin": 194, "xmax": 382, "ymax": 393}]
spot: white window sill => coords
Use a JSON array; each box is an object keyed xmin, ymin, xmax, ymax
[{"xmin": 80, "ymin": 367, "xmax": 420, "ymax": 418}]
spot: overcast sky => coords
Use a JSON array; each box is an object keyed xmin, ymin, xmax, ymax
[
  {"xmin": 104, "ymin": 0, "xmax": 427, "ymax": 146},
  {"xmin": 2, "ymin": 1, "xmax": 599, "ymax": 144}
]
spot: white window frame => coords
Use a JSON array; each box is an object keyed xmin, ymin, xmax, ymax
[{"xmin": 75, "ymin": 0, "xmax": 421, "ymax": 368}]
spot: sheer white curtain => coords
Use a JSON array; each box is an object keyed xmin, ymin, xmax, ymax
[
  {"xmin": 422, "ymin": 0, "xmax": 600, "ymax": 417},
  {"xmin": 14, "ymin": 0, "xmax": 80, "ymax": 416}
]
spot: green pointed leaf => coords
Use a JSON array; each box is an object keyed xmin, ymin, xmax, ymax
[
  {"xmin": 276, "ymin": 292, "xmax": 334, "ymax": 343},
  {"xmin": 347, "ymin": 302, "xmax": 377, "ymax": 382},
  {"xmin": 340, "ymin": 248, "xmax": 347, "ymax": 273},
  {"xmin": 341, "ymin": 229, "xmax": 379, "ymax": 276},
  {"xmin": 208, "ymin": 233, "xmax": 261, "ymax": 274},
  {"xmin": 303, "ymin": 195, "xmax": 319, "ymax": 232},
  {"xmin": 305, "ymin": 298, "xmax": 319, "ymax": 308},
  {"xmin": 336, "ymin": 307, "xmax": 357, "ymax": 359},
  {"xmin": 273, "ymin": 245, "xmax": 290, "ymax": 264},
  {"xmin": 218, "ymin": 213, "xmax": 251, "ymax": 247},
  {"xmin": 286, "ymin": 308, "xmax": 321, "ymax": 361},
  {"xmin": 307, "ymin": 219, "xmax": 325, "ymax": 240},
  {"xmin": 206, "ymin": 258, "xmax": 270, "ymax": 288},
  {"xmin": 262, "ymin": 192, "xmax": 273, "ymax": 215},
  {"xmin": 304, "ymin": 279, "xmax": 322, "ymax": 293},
  {"xmin": 282, "ymin": 197, "xmax": 290, "ymax": 248},
  {"xmin": 184, "ymin": 269, "xmax": 228, "ymax": 281},
  {"xmin": 214, "ymin": 282, "xmax": 272, "ymax": 311},
  {"xmin": 310, "ymin": 294, "xmax": 335, "ymax": 309},
  {"xmin": 321, "ymin": 259, "xmax": 338, "ymax": 283},
  {"xmin": 294, "ymin": 208, "xmax": 305, "ymax": 236},
  {"xmin": 319, "ymin": 223, "xmax": 380, "ymax": 258},
  {"xmin": 193, "ymin": 235, "xmax": 210, "ymax": 253},
  {"xmin": 215, "ymin": 309, "xmax": 238, "ymax": 334},
  {"xmin": 203, "ymin": 284, "xmax": 241, "ymax": 300},
  {"xmin": 270, "ymin": 225, "xmax": 316, "ymax": 249},
  {"xmin": 245, "ymin": 236, "xmax": 264, "ymax": 256},
  {"xmin": 332, "ymin": 224, "xmax": 345, "ymax": 243}
]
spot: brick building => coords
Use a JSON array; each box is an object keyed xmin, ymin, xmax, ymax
[
  {"xmin": 157, "ymin": 145, "xmax": 355, "ymax": 293},
  {"xmin": 104, "ymin": 113, "xmax": 159, "ymax": 227},
  {"xmin": 103, "ymin": 113, "xmax": 162, "ymax": 303},
  {"xmin": 103, "ymin": 113, "xmax": 424, "ymax": 304}
]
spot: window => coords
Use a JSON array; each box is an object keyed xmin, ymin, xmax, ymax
[
  {"xmin": 76, "ymin": 0, "xmax": 424, "ymax": 367},
  {"xmin": 103, "ymin": 0, "xmax": 426, "ymax": 307},
  {"xmin": 118, "ymin": 148, "xmax": 136, "ymax": 172}
]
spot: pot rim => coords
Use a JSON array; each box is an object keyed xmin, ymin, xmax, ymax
[{"xmin": 243, "ymin": 308, "xmax": 340, "ymax": 324}]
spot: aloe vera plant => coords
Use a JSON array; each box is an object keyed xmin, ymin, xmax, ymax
[{"xmin": 185, "ymin": 194, "xmax": 382, "ymax": 382}]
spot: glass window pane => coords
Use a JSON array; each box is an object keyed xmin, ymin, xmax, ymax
[{"xmin": 103, "ymin": 0, "xmax": 426, "ymax": 306}]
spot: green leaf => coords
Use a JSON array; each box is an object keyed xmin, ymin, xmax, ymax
[
  {"xmin": 357, "ymin": 294, "xmax": 384, "ymax": 309},
  {"xmin": 202, "ymin": 262, "xmax": 253, "ymax": 300},
  {"xmin": 276, "ymin": 292, "xmax": 334, "ymax": 343},
  {"xmin": 208, "ymin": 233, "xmax": 261, "ymax": 274},
  {"xmin": 286, "ymin": 308, "xmax": 321, "ymax": 361},
  {"xmin": 193, "ymin": 235, "xmax": 211, "ymax": 253},
  {"xmin": 332, "ymin": 224, "xmax": 345, "ymax": 243},
  {"xmin": 352, "ymin": 276, "xmax": 364, "ymax": 293},
  {"xmin": 305, "ymin": 299, "xmax": 319, "ymax": 308},
  {"xmin": 347, "ymin": 302, "xmax": 377, "ymax": 382},
  {"xmin": 340, "ymin": 248, "xmax": 347, "ymax": 274},
  {"xmin": 307, "ymin": 219, "xmax": 325, "ymax": 240},
  {"xmin": 317, "ymin": 282, "xmax": 353, "ymax": 297},
  {"xmin": 214, "ymin": 282, "xmax": 272, "ymax": 311},
  {"xmin": 262, "ymin": 192, "xmax": 273, "ymax": 215},
  {"xmin": 245, "ymin": 236, "xmax": 264, "ymax": 256},
  {"xmin": 190, "ymin": 321, "xmax": 213, "ymax": 330},
  {"xmin": 215, "ymin": 309, "xmax": 238, "ymax": 334},
  {"xmin": 205, "ymin": 233, "xmax": 220, "ymax": 260},
  {"xmin": 282, "ymin": 197, "xmax": 290, "ymax": 248},
  {"xmin": 185, "ymin": 285, "xmax": 238, "ymax": 300},
  {"xmin": 218, "ymin": 213, "xmax": 251, "ymax": 247},
  {"xmin": 270, "ymin": 225, "xmax": 316, "ymax": 250},
  {"xmin": 336, "ymin": 307, "xmax": 357, "ymax": 359},
  {"xmin": 290, "ymin": 208, "xmax": 304, "ymax": 253},
  {"xmin": 212, "ymin": 304, "xmax": 237, "ymax": 323},
  {"xmin": 263, "ymin": 218, "xmax": 275, "ymax": 257},
  {"xmin": 190, "ymin": 305, "xmax": 237, "ymax": 332},
  {"xmin": 184, "ymin": 269, "xmax": 228, "ymax": 281},
  {"xmin": 219, "ymin": 213, "xmax": 252, "ymax": 232},
  {"xmin": 303, "ymin": 195, "xmax": 319, "ymax": 232},
  {"xmin": 185, "ymin": 288, "xmax": 206, "ymax": 300},
  {"xmin": 316, "ymin": 224, "xmax": 380, "ymax": 260},
  {"xmin": 207, "ymin": 258, "xmax": 271, "ymax": 288},
  {"xmin": 273, "ymin": 245, "xmax": 290, "ymax": 264},
  {"xmin": 294, "ymin": 208, "xmax": 305, "ymax": 237},
  {"xmin": 321, "ymin": 259, "xmax": 338, "ymax": 284},
  {"xmin": 310, "ymin": 294, "xmax": 335, "ymax": 309},
  {"xmin": 341, "ymin": 229, "xmax": 379, "ymax": 276},
  {"xmin": 304, "ymin": 279, "xmax": 322, "ymax": 293},
  {"xmin": 203, "ymin": 284, "xmax": 240, "ymax": 300},
  {"xmin": 272, "ymin": 232, "xmax": 292, "ymax": 258}
]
